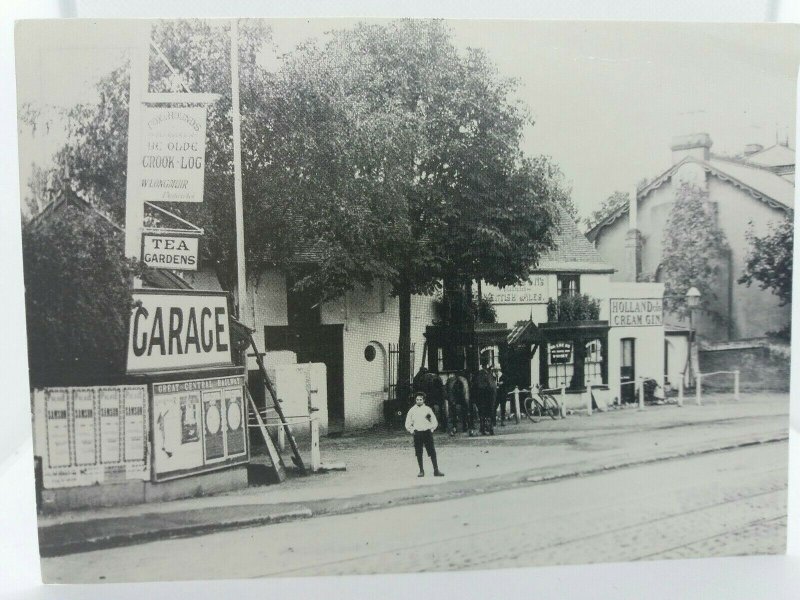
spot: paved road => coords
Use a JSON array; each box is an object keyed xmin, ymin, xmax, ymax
[{"xmin": 41, "ymin": 442, "xmax": 787, "ymax": 583}]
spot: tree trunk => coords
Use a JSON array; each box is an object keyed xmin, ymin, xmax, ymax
[{"xmin": 396, "ymin": 276, "xmax": 412, "ymax": 415}]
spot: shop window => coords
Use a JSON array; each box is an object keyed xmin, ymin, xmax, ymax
[
  {"xmin": 547, "ymin": 342, "xmax": 574, "ymax": 389},
  {"xmin": 557, "ymin": 274, "xmax": 580, "ymax": 297},
  {"xmin": 584, "ymin": 339, "xmax": 603, "ymax": 387}
]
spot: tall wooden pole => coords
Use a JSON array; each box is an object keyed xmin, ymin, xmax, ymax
[
  {"xmin": 124, "ymin": 21, "xmax": 150, "ymax": 287},
  {"xmin": 230, "ymin": 19, "xmax": 248, "ymax": 324}
]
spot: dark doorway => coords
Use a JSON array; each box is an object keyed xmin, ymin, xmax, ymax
[
  {"xmin": 620, "ymin": 338, "xmax": 636, "ymax": 403},
  {"xmin": 264, "ymin": 325, "xmax": 345, "ymax": 433}
]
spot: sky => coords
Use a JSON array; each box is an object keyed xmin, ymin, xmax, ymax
[{"xmin": 15, "ymin": 19, "xmax": 800, "ymax": 221}]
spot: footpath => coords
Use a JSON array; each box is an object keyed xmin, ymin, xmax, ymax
[{"xmin": 38, "ymin": 392, "xmax": 789, "ymax": 557}]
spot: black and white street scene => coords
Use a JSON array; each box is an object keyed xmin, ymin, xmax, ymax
[{"xmin": 14, "ymin": 19, "xmax": 798, "ymax": 583}]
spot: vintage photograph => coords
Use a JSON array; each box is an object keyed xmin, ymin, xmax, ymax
[{"xmin": 14, "ymin": 18, "xmax": 798, "ymax": 583}]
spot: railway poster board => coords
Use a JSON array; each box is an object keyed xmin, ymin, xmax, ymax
[
  {"xmin": 31, "ymin": 386, "xmax": 149, "ymax": 489},
  {"xmin": 151, "ymin": 374, "xmax": 249, "ymax": 481}
]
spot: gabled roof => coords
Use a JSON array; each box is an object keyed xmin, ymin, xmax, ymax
[
  {"xmin": 745, "ymin": 143, "xmax": 795, "ymax": 168},
  {"xmin": 586, "ymin": 153, "xmax": 794, "ymax": 242},
  {"xmin": 537, "ymin": 204, "xmax": 614, "ymax": 273}
]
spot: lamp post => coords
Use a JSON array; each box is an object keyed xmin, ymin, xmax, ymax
[{"xmin": 685, "ymin": 286, "xmax": 701, "ymax": 387}]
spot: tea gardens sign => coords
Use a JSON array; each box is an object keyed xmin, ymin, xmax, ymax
[
  {"xmin": 127, "ymin": 290, "xmax": 233, "ymax": 373},
  {"xmin": 609, "ymin": 298, "xmax": 663, "ymax": 327},
  {"xmin": 142, "ymin": 232, "xmax": 199, "ymax": 270}
]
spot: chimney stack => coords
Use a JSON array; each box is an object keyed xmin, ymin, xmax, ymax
[{"xmin": 671, "ymin": 133, "xmax": 712, "ymax": 164}]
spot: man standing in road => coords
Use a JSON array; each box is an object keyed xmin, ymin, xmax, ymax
[{"xmin": 405, "ymin": 392, "xmax": 445, "ymax": 478}]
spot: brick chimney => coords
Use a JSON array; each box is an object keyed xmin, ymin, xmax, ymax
[
  {"xmin": 624, "ymin": 186, "xmax": 642, "ymax": 282},
  {"xmin": 671, "ymin": 133, "xmax": 712, "ymax": 163}
]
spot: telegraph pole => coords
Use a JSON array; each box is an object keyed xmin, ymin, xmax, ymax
[
  {"xmin": 230, "ymin": 18, "xmax": 249, "ymax": 325},
  {"xmin": 124, "ymin": 21, "xmax": 151, "ymax": 287}
]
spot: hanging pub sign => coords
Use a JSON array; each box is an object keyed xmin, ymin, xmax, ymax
[
  {"xmin": 484, "ymin": 275, "xmax": 550, "ymax": 305},
  {"xmin": 150, "ymin": 375, "xmax": 249, "ymax": 481},
  {"xmin": 610, "ymin": 298, "xmax": 664, "ymax": 327},
  {"xmin": 139, "ymin": 105, "xmax": 207, "ymax": 203},
  {"xmin": 127, "ymin": 290, "xmax": 233, "ymax": 374},
  {"xmin": 549, "ymin": 342, "xmax": 573, "ymax": 364},
  {"xmin": 141, "ymin": 231, "xmax": 199, "ymax": 271}
]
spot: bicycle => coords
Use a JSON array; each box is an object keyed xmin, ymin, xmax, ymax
[
  {"xmin": 505, "ymin": 387, "xmax": 562, "ymax": 423},
  {"xmin": 527, "ymin": 386, "xmax": 562, "ymax": 422}
]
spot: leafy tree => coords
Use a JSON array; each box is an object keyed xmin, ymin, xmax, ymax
[
  {"xmin": 738, "ymin": 215, "xmax": 793, "ymax": 306},
  {"xmin": 660, "ymin": 182, "xmax": 729, "ymax": 317},
  {"xmin": 24, "ymin": 20, "xmax": 561, "ymax": 404},
  {"xmin": 268, "ymin": 21, "xmax": 559, "ymax": 400},
  {"xmin": 22, "ymin": 201, "xmax": 143, "ymax": 387}
]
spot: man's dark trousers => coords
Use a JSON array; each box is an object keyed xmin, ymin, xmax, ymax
[{"xmin": 413, "ymin": 430, "xmax": 439, "ymax": 472}]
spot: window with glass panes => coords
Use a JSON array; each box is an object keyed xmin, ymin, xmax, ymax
[
  {"xmin": 547, "ymin": 342, "xmax": 574, "ymax": 389},
  {"xmin": 584, "ymin": 339, "xmax": 603, "ymax": 386},
  {"xmin": 557, "ymin": 274, "xmax": 580, "ymax": 297}
]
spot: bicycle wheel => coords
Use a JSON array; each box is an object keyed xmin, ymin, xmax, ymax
[
  {"xmin": 544, "ymin": 393, "xmax": 561, "ymax": 419},
  {"xmin": 525, "ymin": 397, "xmax": 542, "ymax": 423}
]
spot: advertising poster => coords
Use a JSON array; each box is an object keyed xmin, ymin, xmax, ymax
[
  {"xmin": 225, "ymin": 388, "xmax": 246, "ymax": 456},
  {"xmin": 45, "ymin": 390, "xmax": 70, "ymax": 468},
  {"xmin": 152, "ymin": 375, "xmax": 248, "ymax": 481},
  {"xmin": 72, "ymin": 389, "xmax": 97, "ymax": 466},
  {"xmin": 123, "ymin": 387, "xmax": 147, "ymax": 463},
  {"xmin": 203, "ymin": 392, "xmax": 225, "ymax": 461},
  {"xmin": 98, "ymin": 388, "xmax": 122, "ymax": 464}
]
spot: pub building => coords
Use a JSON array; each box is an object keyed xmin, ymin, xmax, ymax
[{"xmin": 481, "ymin": 208, "xmax": 669, "ymax": 410}]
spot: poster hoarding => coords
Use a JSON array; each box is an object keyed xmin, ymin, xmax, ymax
[
  {"xmin": 151, "ymin": 375, "xmax": 249, "ymax": 481},
  {"xmin": 32, "ymin": 386, "xmax": 149, "ymax": 489}
]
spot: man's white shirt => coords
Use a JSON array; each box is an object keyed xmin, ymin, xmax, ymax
[{"xmin": 405, "ymin": 404, "xmax": 438, "ymax": 433}]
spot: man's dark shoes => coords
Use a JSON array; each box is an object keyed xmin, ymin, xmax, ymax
[{"xmin": 434, "ymin": 471, "xmax": 445, "ymax": 477}]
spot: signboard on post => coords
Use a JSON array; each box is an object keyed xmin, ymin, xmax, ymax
[
  {"xmin": 139, "ymin": 105, "xmax": 207, "ymax": 203},
  {"xmin": 141, "ymin": 232, "xmax": 199, "ymax": 270},
  {"xmin": 151, "ymin": 375, "xmax": 249, "ymax": 481},
  {"xmin": 127, "ymin": 290, "xmax": 233, "ymax": 374},
  {"xmin": 32, "ymin": 386, "xmax": 149, "ymax": 489},
  {"xmin": 610, "ymin": 298, "xmax": 664, "ymax": 327},
  {"xmin": 484, "ymin": 275, "xmax": 550, "ymax": 305}
]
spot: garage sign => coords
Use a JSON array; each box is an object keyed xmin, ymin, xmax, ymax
[{"xmin": 127, "ymin": 290, "xmax": 233, "ymax": 373}]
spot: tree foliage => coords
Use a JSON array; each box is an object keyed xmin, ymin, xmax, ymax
[
  {"xmin": 584, "ymin": 190, "xmax": 629, "ymax": 232},
  {"xmin": 660, "ymin": 182, "xmax": 729, "ymax": 316},
  {"xmin": 546, "ymin": 294, "xmax": 601, "ymax": 322},
  {"xmin": 23, "ymin": 20, "xmax": 563, "ymax": 395},
  {"xmin": 738, "ymin": 214, "xmax": 793, "ymax": 306},
  {"xmin": 22, "ymin": 203, "xmax": 143, "ymax": 387}
]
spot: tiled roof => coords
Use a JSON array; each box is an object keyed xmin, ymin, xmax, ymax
[{"xmin": 536, "ymin": 205, "xmax": 614, "ymax": 273}]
